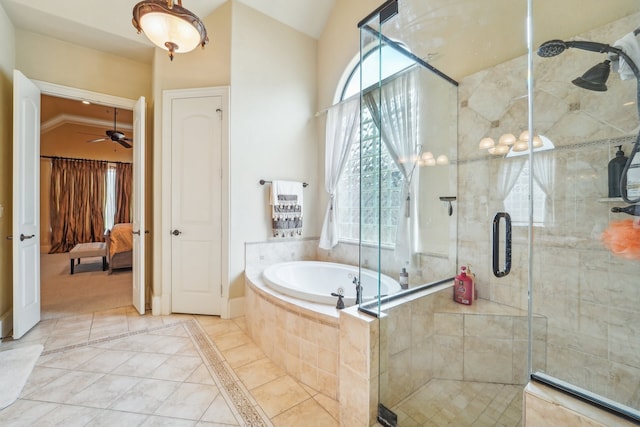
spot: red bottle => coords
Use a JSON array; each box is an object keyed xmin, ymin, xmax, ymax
[{"xmin": 453, "ymin": 266, "xmax": 474, "ymax": 305}]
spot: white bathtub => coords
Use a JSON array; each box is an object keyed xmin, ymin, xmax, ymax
[{"xmin": 262, "ymin": 261, "xmax": 401, "ymax": 306}]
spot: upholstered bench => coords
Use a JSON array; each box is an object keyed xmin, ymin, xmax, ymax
[{"xmin": 69, "ymin": 242, "xmax": 107, "ymax": 274}]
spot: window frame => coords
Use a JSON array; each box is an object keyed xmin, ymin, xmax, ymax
[{"xmin": 334, "ymin": 43, "xmax": 415, "ymax": 246}]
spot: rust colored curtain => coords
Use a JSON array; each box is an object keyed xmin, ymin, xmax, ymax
[
  {"xmin": 114, "ymin": 162, "xmax": 132, "ymax": 224},
  {"xmin": 49, "ymin": 158, "xmax": 107, "ymax": 253}
]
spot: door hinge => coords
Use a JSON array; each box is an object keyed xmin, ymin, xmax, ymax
[{"xmin": 220, "ymin": 283, "xmax": 223, "ymax": 297}]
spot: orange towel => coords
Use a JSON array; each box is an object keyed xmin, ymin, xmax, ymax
[{"xmin": 601, "ymin": 219, "xmax": 640, "ymax": 260}]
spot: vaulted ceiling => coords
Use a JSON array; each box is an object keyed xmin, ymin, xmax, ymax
[{"xmin": 0, "ymin": 0, "xmax": 336, "ymax": 62}]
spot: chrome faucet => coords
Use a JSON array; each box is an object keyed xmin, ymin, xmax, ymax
[{"xmin": 353, "ymin": 276, "xmax": 362, "ymax": 305}]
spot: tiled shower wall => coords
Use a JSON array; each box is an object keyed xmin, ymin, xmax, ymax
[{"xmin": 457, "ymin": 12, "xmax": 640, "ymax": 408}]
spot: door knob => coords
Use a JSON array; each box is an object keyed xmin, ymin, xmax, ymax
[
  {"xmin": 171, "ymin": 229, "xmax": 182, "ymax": 236},
  {"xmin": 20, "ymin": 234, "xmax": 35, "ymax": 241}
]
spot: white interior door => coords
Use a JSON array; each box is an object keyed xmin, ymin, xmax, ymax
[
  {"xmin": 169, "ymin": 94, "xmax": 223, "ymax": 315},
  {"xmin": 12, "ymin": 70, "xmax": 41, "ymax": 339},
  {"xmin": 132, "ymin": 96, "xmax": 146, "ymax": 315}
]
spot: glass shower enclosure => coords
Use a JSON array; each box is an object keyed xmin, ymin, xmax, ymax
[{"xmin": 358, "ymin": 0, "xmax": 640, "ymax": 425}]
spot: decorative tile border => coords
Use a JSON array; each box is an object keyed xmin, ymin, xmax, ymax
[
  {"xmin": 185, "ymin": 320, "xmax": 272, "ymax": 427},
  {"xmin": 41, "ymin": 321, "xmax": 188, "ymax": 355}
]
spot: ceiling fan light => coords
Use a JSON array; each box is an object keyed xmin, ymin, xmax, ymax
[{"xmin": 133, "ymin": 0, "xmax": 208, "ymax": 60}]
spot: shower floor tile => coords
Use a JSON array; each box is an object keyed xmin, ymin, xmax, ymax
[{"xmin": 391, "ymin": 379, "xmax": 523, "ymax": 427}]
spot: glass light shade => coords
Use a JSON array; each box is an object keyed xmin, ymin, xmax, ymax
[
  {"xmin": 518, "ymin": 130, "xmax": 530, "ymax": 142},
  {"xmin": 436, "ymin": 154, "xmax": 449, "ymax": 165},
  {"xmin": 532, "ymin": 135, "xmax": 543, "ymax": 148},
  {"xmin": 133, "ymin": 0, "xmax": 209, "ymax": 60},
  {"xmin": 489, "ymin": 144, "xmax": 510, "ymax": 155},
  {"xmin": 512, "ymin": 140, "xmax": 529, "ymax": 152},
  {"xmin": 498, "ymin": 133, "xmax": 516, "ymax": 145},
  {"xmin": 421, "ymin": 151, "xmax": 434, "ymax": 160},
  {"xmin": 140, "ymin": 12, "xmax": 202, "ymax": 53},
  {"xmin": 423, "ymin": 157, "xmax": 436, "ymax": 166},
  {"xmin": 479, "ymin": 137, "xmax": 495, "ymax": 149}
]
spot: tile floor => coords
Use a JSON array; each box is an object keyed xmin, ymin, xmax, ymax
[
  {"xmin": 0, "ymin": 306, "xmax": 338, "ymax": 427},
  {"xmin": 1, "ymin": 304, "xmax": 524, "ymax": 427},
  {"xmin": 391, "ymin": 379, "xmax": 523, "ymax": 427}
]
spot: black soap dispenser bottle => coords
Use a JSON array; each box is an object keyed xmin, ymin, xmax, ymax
[{"xmin": 608, "ymin": 145, "xmax": 627, "ymax": 198}]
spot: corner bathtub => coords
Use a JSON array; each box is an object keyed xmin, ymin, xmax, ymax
[{"xmin": 262, "ymin": 260, "xmax": 401, "ymax": 306}]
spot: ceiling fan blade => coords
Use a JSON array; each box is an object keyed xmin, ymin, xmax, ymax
[
  {"xmin": 87, "ymin": 137, "xmax": 108, "ymax": 143},
  {"xmin": 117, "ymin": 139, "xmax": 132, "ymax": 149}
]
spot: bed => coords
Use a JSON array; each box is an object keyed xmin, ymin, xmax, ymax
[{"xmin": 105, "ymin": 223, "xmax": 133, "ymax": 274}]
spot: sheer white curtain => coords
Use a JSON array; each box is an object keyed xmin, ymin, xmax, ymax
[
  {"xmin": 497, "ymin": 157, "xmax": 526, "ymax": 209},
  {"xmin": 319, "ymin": 97, "xmax": 360, "ymax": 249},
  {"xmin": 532, "ymin": 152, "xmax": 556, "ymax": 224},
  {"xmin": 104, "ymin": 166, "xmax": 116, "ymax": 232},
  {"xmin": 364, "ymin": 69, "xmax": 420, "ymax": 263}
]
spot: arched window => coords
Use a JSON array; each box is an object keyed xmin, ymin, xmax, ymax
[
  {"xmin": 504, "ymin": 135, "xmax": 556, "ymax": 226},
  {"xmin": 334, "ymin": 44, "xmax": 414, "ymax": 245}
]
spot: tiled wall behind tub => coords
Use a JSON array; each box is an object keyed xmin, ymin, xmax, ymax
[
  {"xmin": 319, "ymin": 241, "xmax": 456, "ymax": 287},
  {"xmin": 245, "ymin": 237, "xmax": 319, "ymax": 270}
]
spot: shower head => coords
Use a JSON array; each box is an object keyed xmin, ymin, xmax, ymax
[
  {"xmin": 537, "ymin": 40, "xmax": 567, "ymax": 57},
  {"xmin": 571, "ymin": 60, "xmax": 611, "ymax": 91},
  {"xmin": 537, "ymin": 39, "xmax": 612, "ymax": 57}
]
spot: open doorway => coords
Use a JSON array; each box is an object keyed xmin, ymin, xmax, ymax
[
  {"xmin": 12, "ymin": 72, "xmax": 146, "ymax": 338},
  {"xmin": 39, "ymin": 95, "xmax": 134, "ymax": 320}
]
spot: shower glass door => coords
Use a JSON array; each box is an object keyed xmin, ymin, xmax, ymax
[{"xmin": 530, "ymin": 1, "xmax": 640, "ymax": 421}]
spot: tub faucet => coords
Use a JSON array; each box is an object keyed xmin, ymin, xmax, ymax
[{"xmin": 353, "ymin": 276, "xmax": 362, "ymax": 305}]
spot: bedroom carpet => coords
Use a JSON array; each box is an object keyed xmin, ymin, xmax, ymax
[{"xmin": 41, "ymin": 253, "xmax": 132, "ymax": 321}]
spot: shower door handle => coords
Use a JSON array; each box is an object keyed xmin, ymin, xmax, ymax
[{"xmin": 492, "ymin": 212, "xmax": 512, "ymax": 277}]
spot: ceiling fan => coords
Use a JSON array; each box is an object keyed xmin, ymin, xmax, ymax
[{"xmin": 87, "ymin": 108, "xmax": 132, "ymax": 149}]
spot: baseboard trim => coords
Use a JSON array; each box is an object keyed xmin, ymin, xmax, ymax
[
  {"xmin": 227, "ymin": 297, "xmax": 245, "ymax": 319},
  {"xmin": 0, "ymin": 308, "xmax": 13, "ymax": 338}
]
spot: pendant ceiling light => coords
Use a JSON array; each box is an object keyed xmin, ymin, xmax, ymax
[{"xmin": 132, "ymin": 0, "xmax": 208, "ymax": 61}]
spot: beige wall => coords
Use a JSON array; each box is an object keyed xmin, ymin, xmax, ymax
[
  {"xmin": 228, "ymin": 1, "xmax": 318, "ymax": 299},
  {"xmin": 16, "ymin": 30, "xmax": 151, "ymax": 100},
  {"xmin": 317, "ymin": 0, "xmax": 374, "ymax": 111},
  {"xmin": 0, "ymin": 3, "xmax": 15, "ymax": 324}
]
